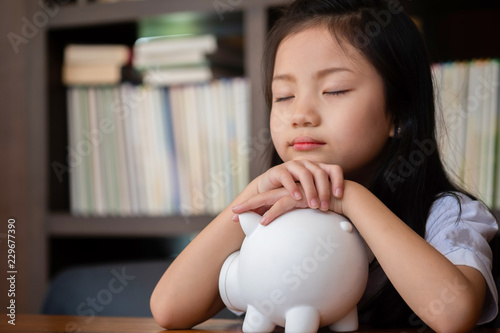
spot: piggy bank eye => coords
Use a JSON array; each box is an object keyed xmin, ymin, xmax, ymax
[{"xmin": 340, "ymin": 221, "xmax": 353, "ymax": 233}]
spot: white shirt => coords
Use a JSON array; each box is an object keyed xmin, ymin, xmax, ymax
[
  {"xmin": 425, "ymin": 192, "xmax": 498, "ymax": 324},
  {"xmin": 359, "ymin": 192, "xmax": 498, "ymax": 325}
]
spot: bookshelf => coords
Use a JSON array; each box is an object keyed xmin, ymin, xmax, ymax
[
  {"xmin": 13, "ymin": 0, "xmax": 500, "ymax": 314},
  {"xmin": 46, "ymin": 6, "xmax": 279, "ymax": 226},
  {"xmin": 15, "ymin": 0, "xmax": 288, "ymax": 314}
]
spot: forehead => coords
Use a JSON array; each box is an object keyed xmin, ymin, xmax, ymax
[{"xmin": 274, "ymin": 26, "xmax": 371, "ymax": 76}]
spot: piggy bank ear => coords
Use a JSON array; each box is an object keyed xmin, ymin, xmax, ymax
[{"xmin": 238, "ymin": 212, "xmax": 261, "ymax": 236}]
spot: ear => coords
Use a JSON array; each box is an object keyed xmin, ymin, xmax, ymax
[
  {"xmin": 238, "ymin": 212, "xmax": 262, "ymax": 236},
  {"xmin": 389, "ymin": 122, "xmax": 396, "ymax": 138}
]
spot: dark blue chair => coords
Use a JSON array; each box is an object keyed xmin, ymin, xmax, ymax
[{"xmin": 40, "ymin": 260, "xmax": 237, "ymax": 319}]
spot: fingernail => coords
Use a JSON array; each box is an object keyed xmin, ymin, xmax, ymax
[
  {"xmin": 260, "ymin": 216, "xmax": 268, "ymax": 225},
  {"xmin": 335, "ymin": 188, "xmax": 342, "ymax": 198},
  {"xmin": 232, "ymin": 214, "xmax": 238, "ymax": 222},
  {"xmin": 294, "ymin": 191, "xmax": 302, "ymax": 200},
  {"xmin": 232, "ymin": 205, "xmax": 240, "ymax": 212},
  {"xmin": 310, "ymin": 198, "xmax": 319, "ymax": 208},
  {"xmin": 320, "ymin": 201, "xmax": 329, "ymax": 211}
]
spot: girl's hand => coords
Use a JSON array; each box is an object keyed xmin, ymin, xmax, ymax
[
  {"xmin": 255, "ymin": 160, "xmax": 345, "ymax": 211},
  {"xmin": 232, "ymin": 183, "xmax": 346, "ymax": 225}
]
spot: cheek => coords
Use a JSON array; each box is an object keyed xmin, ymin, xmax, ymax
[
  {"xmin": 270, "ymin": 108, "xmax": 291, "ymax": 134},
  {"xmin": 349, "ymin": 95, "xmax": 390, "ymax": 138},
  {"xmin": 332, "ymin": 103, "xmax": 390, "ymax": 160},
  {"xmin": 270, "ymin": 111, "xmax": 288, "ymax": 142},
  {"xmin": 270, "ymin": 113, "xmax": 285, "ymax": 152},
  {"xmin": 352, "ymin": 113, "xmax": 391, "ymax": 159}
]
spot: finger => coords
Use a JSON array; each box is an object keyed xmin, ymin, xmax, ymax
[
  {"xmin": 259, "ymin": 195, "xmax": 306, "ymax": 225},
  {"xmin": 303, "ymin": 160, "xmax": 331, "ymax": 211},
  {"xmin": 286, "ymin": 162, "xmax": 319, "ymax": 209},
  {"xmin": 320, "ymin": 164, "xmax": 344, "ymax": 198},
  {"xmin": 274, "ymin": 171, "xmax": 302, "ymax": 200},
  {"xmin": 266, "ymin": 161, "xmax": 320, "ymax": 205},
  {"xmin": 259, "ymin": 167, "xmax": 302, "ymax": 200},
  {"xmin": 232, "ymin": 188, "xmax": 289, "ymax": 215},
  {"xmin": 254, "ymin": 207, "xmax": 270, "ymax": 216},
  {"xmin": 232, "ymin": 206, "xmax": 268, "ymax": 223}
]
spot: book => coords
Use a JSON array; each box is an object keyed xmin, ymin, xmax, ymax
[
  {"xmin": 133, "ymin": 50, "xmax": 207, "ymax": 69},
  {"xmin": 184, "ymin": 84, "xmax": 204, "ymax": 214},
  {"xmin": 66, "ymin": 78, "xmax": 251, "ymax": 216},
  {"xmin": 64, "ymin": 44, "xmax": 130, "ymax": 65},
  {"xmin": 463, "ymin": 60, "xmax": 483, "ymax": 198},
  {"xmin": 142, "ymin": 66, "xmax": 212, "ymax": 86},
  {"xmin": 234, "ymin": 78, "xmax": 251, "ymax": 196},
  {"xmin": 87, "ymin": 87, "xmax": 106, "ymax": 215},
  {"xmin": 134, "ymin": 34, "xmax": 217, "ymax": 58},
  {"xmin": 96, "ymin": 88, "xmax": 114, "ymax": 214},
  {"xmin": 479, "ymin": 60, "xmax": 497, "ymax": 206},
  {"xmin": 80, "ymin": 88, "xmax": 94, "ymax": 215},
  {"xmin": 111, "ymin": 86, "xmax": 133, "ymax": 215},
  {"xmin": 120, "ymin": 84, "xmax": 140, "ymax": 215},
  {"xmin": 153, "ymin": 87, "xmax": 175, "ymax": 214},
  {"xmin": 160, "ymin": 87, "xmax": 178, "ymax": 213},
  {"xmin": 202, "ymin": 83, "xmax": 218, "ymax": 214},
  {"xmin": 490, "ymin": 60, "xmax": 500, "ymax": 207},
  {"xmin": 62, "ymin": 63, "xmax": 122, "ymax": 85},
  {"xmin": 67, "ymin": 88, "xmax": 83, "ymax": 215},
  {"xmin": 435, "ymin": 59, "xmax": 500, "ymax": 207},
  {"xmin": 63, "ymin": 44, "xmax": 130, "ymax": 85},
  {"xmin": 169, "ymin": 85, "xmax": 192, "ymax": 215}
]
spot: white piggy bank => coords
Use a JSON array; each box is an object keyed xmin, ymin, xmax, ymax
[{"xmin": 219, "ymin": 209, "xmax": 371, "ymax": 333}]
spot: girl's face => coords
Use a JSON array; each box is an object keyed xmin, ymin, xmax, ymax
[{"xmin": 270, "ymin": 26, "xmax": 394, "ymax": 182}]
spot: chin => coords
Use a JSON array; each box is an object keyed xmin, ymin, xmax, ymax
[{"xmin": 291, "ymin": 156, "xmax": 331, "ymax": 165}]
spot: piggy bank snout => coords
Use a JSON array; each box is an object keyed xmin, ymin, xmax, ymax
[
  {"xmin": 238, "ymin": 211, "xmax": 261, "ymax": 236},
  {"xmin": 339, "ymin": 221, "xmax": 353, "ymax": 233}
]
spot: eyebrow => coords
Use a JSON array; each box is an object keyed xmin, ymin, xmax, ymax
[
  {"xmin": 272, "ymin": 67, "xmax": 353, "ymax": 83},
  {"xmin": 316, "ymin": 67, "xmax": 353, "ymax": 78}
]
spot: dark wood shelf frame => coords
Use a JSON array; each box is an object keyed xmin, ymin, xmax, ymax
[{"xmin": 47, "ymin": 214, "xmax": 213, "ymax": 237}]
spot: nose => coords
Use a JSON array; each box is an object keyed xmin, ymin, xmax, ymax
[{"xmin": 291, "ymin": 97, "xmax": 321, "ymax": 127}]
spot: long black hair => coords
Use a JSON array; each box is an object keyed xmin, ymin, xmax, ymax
[{"xmin": 262, "ymin": 0, "xmax": 476, "ymax": 327}]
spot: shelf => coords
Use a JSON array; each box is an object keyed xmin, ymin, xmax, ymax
[
  {"xmin": 47, "ymin": 213, "xmax": 214, "ymax": 237},
  {"xmin": 49, "ymin": 0, "xmax": 286, "ymax": 28}
]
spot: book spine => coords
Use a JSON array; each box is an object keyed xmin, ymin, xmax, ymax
[
  {"xmin": 67, "ymin": 88, "xmax": 81, "ymax": 215},
  {"xmin": 120, "ymin": 84, "xmax": 141, "ymax": 215},
  {"xmin": 112, "ymin": 86, "xmax": 132, "ymax": 215},
  {"xmin": 87, "ymin": 87, "xmax": 106, "ymax": 215}
]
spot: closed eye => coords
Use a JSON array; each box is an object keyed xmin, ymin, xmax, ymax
[
  {"xmin": 324, "ymin": 90, "xmax": 349, "ymax": 96},
  {"xmin": 274, "ymin": 96, "xmax": 294, "ymax": 103}
]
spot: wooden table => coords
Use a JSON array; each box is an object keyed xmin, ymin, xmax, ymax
[{"xmin": 0, "ymin": 314, "xmax": 498, "ymax": 332}]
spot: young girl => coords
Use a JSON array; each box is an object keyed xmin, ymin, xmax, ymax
[{"xmin": 150, "ymin": 0, "xmax": 499, "ymax": 330}]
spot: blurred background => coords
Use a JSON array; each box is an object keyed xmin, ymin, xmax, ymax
[{"xmin": 0, "ymin": 0, "xmax": 499, "ymax": 321}]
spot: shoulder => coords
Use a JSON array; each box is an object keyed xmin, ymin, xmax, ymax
[{"xmin": 425, "ymin": 192, "xmax": 498, "ymax": 244}]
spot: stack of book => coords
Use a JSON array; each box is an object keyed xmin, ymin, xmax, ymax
[
  {"xmin": 133, "ymin": 34, "xmax": 217, "ymax": 86},
  {"xmin": 433, "ymin": 59, "xmax": 500, "ymax": 207},
  {"xmin": 62, "ymin": 44, "xmax": 131, "ymax": 85},
  {"xmin": 66, "ymin": 78, "xmax": 250, "ymax": 217}
]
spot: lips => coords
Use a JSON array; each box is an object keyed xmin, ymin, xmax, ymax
[{"xmin": 290, "ymin": 136, "xmax": 326, "ymax": 151}]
